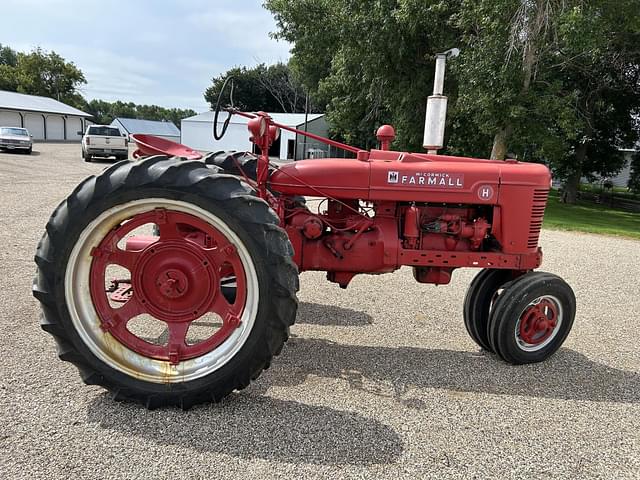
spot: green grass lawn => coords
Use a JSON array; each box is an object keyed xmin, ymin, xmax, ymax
[{"xmin": 543, "ymin": 190, "xmax": 640, "ymax": 239}]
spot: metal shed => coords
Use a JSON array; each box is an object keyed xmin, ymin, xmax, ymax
[
  {"xmin": 180, "ymin": 111, "xmax": 328, "ymax": 160},
  {"xmin": 111, "ymin": 118, "xmax": 181, "ymax": 142},
  {"xmin": 0, "ymin": 90, "xmax": 91, "ymax": 141}
]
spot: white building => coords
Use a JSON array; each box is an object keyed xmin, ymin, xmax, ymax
[
  {"xmin": 611, "ymin": 148, "xmax": 636, "ymax": 188},
  {"xmin": 0, "ymin": 90, "xmax": 91, "ymax": 141},
  {"xmin": 181, "ymin": 111, "xmax": 328, "ymax": 160},
  {"xmin": 111, "ymin": 117, "xmax": 181, "ymax": 143}
]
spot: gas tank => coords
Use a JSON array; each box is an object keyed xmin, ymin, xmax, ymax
[
  {"xmin": 269, "ymin": 150, "xmax": 550, "ymax": 204},
  {"xmin": 270, "ymin": 158, "xmax": 370, "ymax": 200}
]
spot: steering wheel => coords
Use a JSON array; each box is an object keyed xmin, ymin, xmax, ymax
[{"xmin": 213, "ymin": 76, "xmax": 235, "ymax": 141}]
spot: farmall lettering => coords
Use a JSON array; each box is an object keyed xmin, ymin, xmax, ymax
[{"xmin": 387, "ymin": 171, "xmax": 464, "ymax": 188}]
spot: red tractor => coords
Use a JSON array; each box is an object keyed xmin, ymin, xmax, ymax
[{"xmin": 33, "ymin": 53, "xmax": 575, "ymax": 409}]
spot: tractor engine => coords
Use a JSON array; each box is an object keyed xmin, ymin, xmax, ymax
[
  {"xmin": 403, "ymin": 205, "xmax": 491, "ymax": 251},
  {"xmin": 285, "ymin": 200, "xmax": 492, "ymax": 288}
]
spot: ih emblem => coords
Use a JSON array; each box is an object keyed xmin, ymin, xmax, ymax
[{"xmin": 388, "ymin": 171, "xmax": 399, "ymax": 183}]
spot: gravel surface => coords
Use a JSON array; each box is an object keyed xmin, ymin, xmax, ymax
[{"xmin": 1, "ymin": 143, "xmax": 639, "ymax": 479}]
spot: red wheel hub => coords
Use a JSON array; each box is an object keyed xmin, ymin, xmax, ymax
[
  {"xmin": 89, "ymin": 208, "xmax": 247, "ymax": 364},
  {"xmin": 518, "ymin": 299, "xmax": 558, "ymax": 345},
  {"xmin": 133, "ymin": 242, "xmax": 216, "ymax": 322},
  {"xmin": 156, "ymin": 269, "xmax": 188, "ymax": 299}
]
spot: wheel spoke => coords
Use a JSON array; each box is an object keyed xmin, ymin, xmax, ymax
[
  {"xmin": 156, "ymin": 209, "xmax": 183, "ymax": 240},
  {"xmin": 120, "ymin": 295, "xmax": 146, "ymax": 319},
  {"xmin": 206, "ymin": 242, "xmax": 237, "ymax": 266},
  {"xmin": 102, "ymin": 296, "xmax": 145, "ymax": 333},
  {"xmin": 109, "ymin": 248, "xmax": 141, "ymax": 271},
  {"xmin": 166, "ymin": 322, "xmax": 190, "ymax": 364},
  {"xmin": 209, "ymin": 294, "xmax": 234, "ymax": 319}
]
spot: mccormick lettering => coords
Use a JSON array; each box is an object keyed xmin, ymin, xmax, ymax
[{"xmin": 387, "ymin": 172, "xmax": 464, "ymax": 188}]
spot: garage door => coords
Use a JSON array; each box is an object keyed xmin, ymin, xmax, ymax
[
  {"xmin": 46, "ymin": 115, "xmax": 65, "ymax": 140},
  {"xmin": 0, "ymin": 110, "xmax": 22, "ymax": 127},
  {"xmin": 24, "ymin": 113, "xmax": 45, "ymax": 140},
  {"xmin": 66, "ymin": 117, "xmax": 83, "ymax": 141}
]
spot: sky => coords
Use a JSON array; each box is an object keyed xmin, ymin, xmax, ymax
[{"xmin": 1, "ymin": 0, "xmax": 291, "ymax": 112}]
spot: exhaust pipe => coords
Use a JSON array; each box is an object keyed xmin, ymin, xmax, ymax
[{"xmin": 423, "ymin": 48, "xmax": 459, "ymax": 154}]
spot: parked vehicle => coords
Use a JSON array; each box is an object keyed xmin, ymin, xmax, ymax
[
  {"xmin": 80, "ymin": 125, "xmax": 128, "ymax": 162},
  {"xmin": 0, "ymin": 127, "xmax": 32, "ymax": 154}
]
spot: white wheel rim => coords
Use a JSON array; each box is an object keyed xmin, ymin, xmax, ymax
[
  {"xmin": 64, "ymin": 198, "xmax": 260, "ymax": 384},
  {"xmin": 514, "ymin": 295, "xmax": 563, "ymax": 352}
]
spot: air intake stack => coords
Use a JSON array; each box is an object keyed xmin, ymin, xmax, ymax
[{"xmin": 423, "ymin": 48, "xmax": 459, "ymax": 154}]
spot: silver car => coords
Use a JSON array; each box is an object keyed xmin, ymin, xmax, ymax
[{"xmin": 0, "ymin": 127, "xmax": 33, "ymax": 154}]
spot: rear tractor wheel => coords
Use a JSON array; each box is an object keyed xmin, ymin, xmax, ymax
[
  {"xmin": 487, "ymin": 271, "xmax": 575, "ymax": 364},
  {"xmin": 33, "ymin": 156, "xmax": 299, "ymax": 408},
  {"xmin": 204, "ymin": 151, "xmax": 305, "ymax": 208}
]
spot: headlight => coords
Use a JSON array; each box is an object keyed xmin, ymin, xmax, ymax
[{"xmin": 21, "ymin": 140, "xmax": 30, "ymax": 145}]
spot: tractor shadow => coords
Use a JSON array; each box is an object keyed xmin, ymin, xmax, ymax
[
  {"xmin": 85, "ymin": 304, "xmax": 638, "ymax": 466},
  {"xmin": 86, "ymin": 393, "xmax": 403, "ymax": 466},
  {"xmin": 259, "ymin": 337, "xmax": 640, "ymax": 406},
  {"xmin": 295, "ymin": 301, "xmax": 374, "ymax": 326}
]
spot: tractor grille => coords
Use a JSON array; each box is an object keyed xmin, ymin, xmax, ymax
[{"xmin": 528, "ymin": 189, "xmax": 549, "ymax": 248}]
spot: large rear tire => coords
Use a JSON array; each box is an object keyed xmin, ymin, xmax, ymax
[
  {"xmin": 33, "ymin": 156, "xmax": 299, "ymax": 408},
  {"xmin": 204, "ymin": 151, "xmax": 264, "ymax": 178},
  {"xmin": 204, "ymin": 151, "xmax": 305, "ymax": 207}
]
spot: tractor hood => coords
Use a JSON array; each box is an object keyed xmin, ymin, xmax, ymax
[{"xmin": 270, "ymin": 150, "xmax": 551, "ymax": 204}]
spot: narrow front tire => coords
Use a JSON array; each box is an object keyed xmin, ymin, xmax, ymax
[{"xmin": 488, "ymin": 271, "xmax": 575, "ymax": 364}]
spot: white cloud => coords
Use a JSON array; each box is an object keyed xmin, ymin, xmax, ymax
[
  {"xmin": 185, "ymin": 6, "xmax": 291, "ymax": 63},
  {"xmin": 1, "ymin": 0, "xmax": 290, "ymax": 111}
]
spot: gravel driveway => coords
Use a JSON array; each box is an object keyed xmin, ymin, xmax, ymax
[{"xmin": 1, "ymin": 144, "xmax": 639, "ymax": 479}]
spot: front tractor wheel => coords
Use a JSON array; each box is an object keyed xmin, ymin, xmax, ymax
[
  {"xmin": 463, "ymin": 268, "xmax": 514, "ymax": 352},
  {"xmin": 487, "ymin": 272, "xmax": 576, "ymax": 364},
  {"xmin": 33, "ymin": 156, "xmax": 298, "ymax": 408}
]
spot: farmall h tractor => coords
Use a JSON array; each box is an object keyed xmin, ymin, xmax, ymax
[{"xmin": 33, "ymin": 52, "xmax": 575, "ymax": 409}]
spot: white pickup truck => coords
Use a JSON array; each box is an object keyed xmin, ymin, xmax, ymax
[{"xmin": 80, "ymin": 125, "xmax": 129, "ymax": 162}]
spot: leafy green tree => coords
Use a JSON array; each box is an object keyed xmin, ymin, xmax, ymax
[
  {"xmin": 268, "ymin": 0, "xmax": 640, "ymax": 203},
  {"xmin": 629, "ymin": 153, "xmax": 640, "ymax": 194},
  {"xmin": 13, "ymin": 48, "xmax": 87, "ymax": 105},
  {"xmin": 0, "ymin": 43, "xmax": 19, "ymax": 91},
  {"xmin": 204, "ymin": 62, "xmax": 311, "ymax": 113},
  {"xmin": 0, "ymin": 44, "xmax": 18, "ymax": 66},
  {"xmin": 549, "ymin": 2, "xmax": 640, "ymax": 202},
  {"xmin": 267, "ymin": 0, "xmax": 461, "ymax": 150},
  {"xmin": 84, "ymin": 99, "xmax": 196, "ymax": 127}
]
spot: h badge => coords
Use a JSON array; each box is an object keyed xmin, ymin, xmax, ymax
[
  {"xmin": 388, "ymin": 171, "xmax": 399, "ymax": 184},
  {"xmin": 478, "ymin": 185, "xmax": 494, "ymax": 200}
]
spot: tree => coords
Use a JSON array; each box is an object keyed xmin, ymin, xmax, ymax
[
  {"xmin": 83, "ymin": 99, "xmax": 196, "ymax": 127},
  {"xmin": 204, "ymin": 62, "xmax": 311, "ymax": 113},
  {"xmin": 268, "ymin": 0, "xmax": 640, "ymax": 203},
  {"xmin": 550, "ymin": 2, "xmax": 640, "ymax": 202},
  {"xmin": 0, "ymin": 43, "xmax": 18, "ymax": 66},
  {"xmin": 432, "ymin": 0, "xmax": 640, "ymax": 202},
  {"xmin": 0, "ymin": 43, "xmax": 19, "ymax": 91},
  {"xmin": 629, "ymin": 152, "xmax": 640, "ymax": 194},
  {"xmin": 12, "ymin": 48, "xmax": 87, "ymax": 105},
  {"xmin": 266, "ymin": 0, "xmax": 461, "ymax": 149}
]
